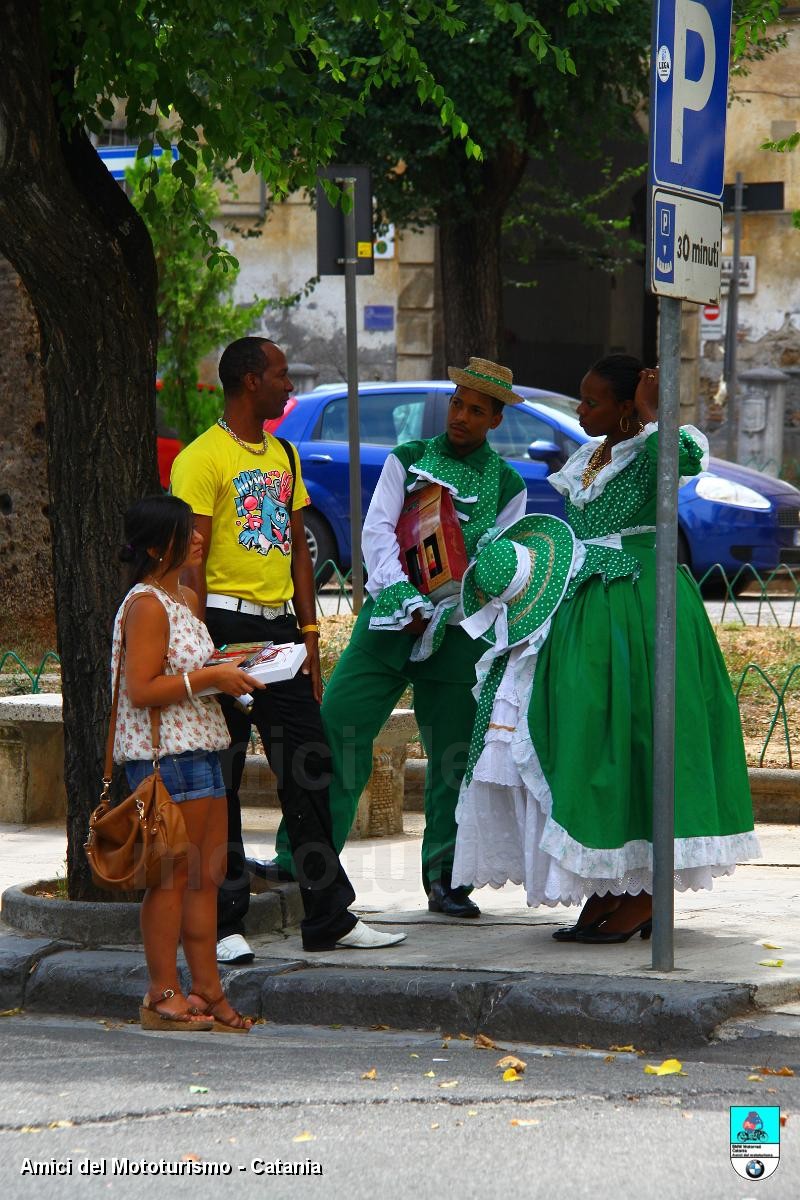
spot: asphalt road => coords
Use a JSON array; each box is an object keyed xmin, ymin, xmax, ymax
[{"xmin": 1, "ymin": 1014, "xmax": 799, "ymax": 1200}]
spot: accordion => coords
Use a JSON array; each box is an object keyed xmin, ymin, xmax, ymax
[{"xmin": 395, "ymin": 483, "xmax": 468, "ymax": 602}]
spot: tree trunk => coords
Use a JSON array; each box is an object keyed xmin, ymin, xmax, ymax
[
  {"xmin": 0, "ymin": 255, "xmax": 55, "ymax": 647},
  {"xmin": 438, "ymin": 210, "xmax": 503, "ymax": 366},
  {"xmin": 0, "ymin": 2, "xmax": 159, "ymax": 898}
]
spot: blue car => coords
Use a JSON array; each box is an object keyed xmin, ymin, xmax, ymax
[{"xmin": 267, "ymin": 381, "xmax": 800, "ymax": 584}]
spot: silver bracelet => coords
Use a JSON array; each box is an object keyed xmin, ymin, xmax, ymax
[{"xmin": 182, "ymin": 671, "xmax": 193, "ymax": 701}]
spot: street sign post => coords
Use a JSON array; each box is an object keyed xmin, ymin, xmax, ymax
[
  {"xmin": 316, "ymin": 166, "xmax": 374, "ymax": 612},
  {"xmin": 647, "ymin": 0, "xmax": 733, "ymax": 972}
]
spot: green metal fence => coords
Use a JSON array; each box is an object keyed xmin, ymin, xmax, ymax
[{"xmin": 0, "ymin": 650, "xmax": 61, "ymax": 695}]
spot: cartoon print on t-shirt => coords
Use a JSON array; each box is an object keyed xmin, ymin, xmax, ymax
[{"xmin": 232, "ymin": 469, "xmax": 293, "ymax": 556}]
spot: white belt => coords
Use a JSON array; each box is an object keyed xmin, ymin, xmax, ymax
[{"xmin": 206, "ymin": 593, "xmax": 288, "ymax": 620}]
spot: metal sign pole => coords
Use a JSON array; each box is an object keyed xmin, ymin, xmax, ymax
[
  {"xmin": 651, "ymin": 296, "xmax": 681, "ymax": 972},
  {"xmin": 340, "ymin": 177, "xmax": 364, "ymax": 613},
  {"xmin": 724, "ymin": 171, "xmax": 744, "ymax": 462}
]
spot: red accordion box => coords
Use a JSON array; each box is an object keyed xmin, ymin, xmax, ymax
[{"xmin": 395, "ymin": 483, "xmax": 468, "ymax": 601}]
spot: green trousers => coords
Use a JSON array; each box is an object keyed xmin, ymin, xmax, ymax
[{"xmin": 273, "ymin": 639, "xmax": 478, "ymax": 892}]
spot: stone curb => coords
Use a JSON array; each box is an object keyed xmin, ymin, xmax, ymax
[
  {"xmin": 1, "ymin": 880, "xmax": 299, "ymax": 946},
  {"xmin": 0, "ymin": 933, "xmax": 756, "ymax": 1048}
]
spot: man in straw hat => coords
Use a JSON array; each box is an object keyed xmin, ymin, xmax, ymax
[{"xmin": 268, "ymin": 357, "xmax": 527, "ymax": 917}]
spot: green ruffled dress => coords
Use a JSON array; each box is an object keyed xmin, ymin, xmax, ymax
[{"xmin": 524, "ymin": 424, "xmax": 759, "ymax": 895}]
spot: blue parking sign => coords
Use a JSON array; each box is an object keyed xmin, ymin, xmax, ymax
[
  {"xmin": 653, "ymin": 199, "xmax": 676, "ymax": 283},
  {"xmin": 651, "ymin": 0, "xmax": 733, "ymax": 199}
]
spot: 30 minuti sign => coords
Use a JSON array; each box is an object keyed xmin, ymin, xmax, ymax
[{"xmin": 648, "ymin": 0, "xmax": 733, "ymax": 303}]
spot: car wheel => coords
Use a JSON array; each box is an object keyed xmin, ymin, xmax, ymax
[{"xmin": 304, "ymin": 508, "xmax": 337, "ymax": 587}]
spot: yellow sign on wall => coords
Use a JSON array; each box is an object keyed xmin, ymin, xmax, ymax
[{"xmin": 357, "ymin": 241, "xmax": 373, "ymax": 258}]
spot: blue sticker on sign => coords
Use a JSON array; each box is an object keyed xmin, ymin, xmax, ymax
[
  {"xmin": 654, "ymin": 200, "xmax": 676, "ymax": 283},
  {"xmin": 364, "ymin": 305, "xmax": 394, "ymax": 332}
]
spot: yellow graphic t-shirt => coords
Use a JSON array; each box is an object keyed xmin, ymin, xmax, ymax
[{"xmin": 170, "ymin": 424, "xmax": 310, "ymax": 607}]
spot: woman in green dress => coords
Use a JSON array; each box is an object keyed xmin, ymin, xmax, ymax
[{"xmin": 453, "ymin": 355, "xmax": 759, "ymax": 943}]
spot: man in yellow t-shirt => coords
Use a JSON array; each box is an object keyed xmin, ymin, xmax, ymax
[{"xmin": 172, "ymin": 337, "xmax": 405, "ymax": 962}]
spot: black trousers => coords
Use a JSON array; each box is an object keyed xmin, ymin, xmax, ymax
[{"xmin": 205, "ymin": 608, "xmax": 357, "ymax": 951}]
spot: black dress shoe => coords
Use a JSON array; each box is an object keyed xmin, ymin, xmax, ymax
[
  {"xmin": 427, "ymin": 882, "xmax": 481, "ymax": 918},
  {"xmin": 246, "ymin": 856, "xmax": 294, "ymax": 883}
]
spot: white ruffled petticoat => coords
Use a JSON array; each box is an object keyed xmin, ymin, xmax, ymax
[{"xmin": 451, "ymin": 644, "xmax": 761, "ymax": 908}]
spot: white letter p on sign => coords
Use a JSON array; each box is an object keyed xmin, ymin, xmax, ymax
[{"xmin": 671, "ymin": 0, "xmax": 716, "ymax": 165}]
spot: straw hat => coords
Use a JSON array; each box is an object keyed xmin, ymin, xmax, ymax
[
  {"xmin": 447, "ymin": 357, "xmax": 524, "ymax": 406},
  {"xmin": 461, "ymin": 515, "xmax": 576, "ymax": 650}
]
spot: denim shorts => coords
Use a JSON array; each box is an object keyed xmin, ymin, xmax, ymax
[{"xmin": 125, "ymin": 750, "xmax": 225, "ymax": 804}]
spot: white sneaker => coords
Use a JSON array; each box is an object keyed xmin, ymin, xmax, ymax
[
  {"xmin": 216, "ymin": 934, "xmax": 255, "ymax": 964},
  {"xmin": 336, "ymin": 920, "xmax": 407, "ymax": 949}
]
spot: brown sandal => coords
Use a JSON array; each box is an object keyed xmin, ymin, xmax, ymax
[
  {"xmin": 140, "ymin": 988, "xmax": 214, "ymax": 1031},
  {"xmin": 188, "ymin": 990, "xmax": 253, "ymax": 1034}
]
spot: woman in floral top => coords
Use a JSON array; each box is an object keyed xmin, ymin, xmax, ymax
[
  {"xmin": 113, "ymin": 495, "xmax": 263, "ymax": 1030},
  {"xmin": 453, "ymin": 357, "xmax": 759, "ymax": 943}
]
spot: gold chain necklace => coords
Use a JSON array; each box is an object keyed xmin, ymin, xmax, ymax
[
  {"xmin": 581, "ymin": 440, "xmax": 610, "ymax": 489},
  {"xmin": 217, "ymin": 417, "xmax": 268, "ymax": 455}
]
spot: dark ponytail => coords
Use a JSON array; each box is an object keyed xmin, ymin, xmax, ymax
[{"xmin": 119, "ymin": 495, "xmax": 194, "ymax": 586}]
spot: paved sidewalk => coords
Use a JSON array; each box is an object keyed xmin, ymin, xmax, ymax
[
  {"xmin": 3, "ymin": 812, "xmax": 799, "ymax": 984},
  {"xmin": 2, "ymin": 810, "xmax": 799, "ymax": 1046}
]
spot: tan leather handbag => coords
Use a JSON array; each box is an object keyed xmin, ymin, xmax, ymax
[{"xmin": 84, "ymin": 599, "xmax": 189, "ymax": 892}]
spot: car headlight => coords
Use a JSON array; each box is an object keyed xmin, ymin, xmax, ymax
[{"xmin": 694, "ymin": 474, "xmax": 771, "ymax": 510}]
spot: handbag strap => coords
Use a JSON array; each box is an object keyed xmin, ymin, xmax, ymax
[{"xmin": 102, "ymin": 592, "xmax": 167, "ymax": 787}]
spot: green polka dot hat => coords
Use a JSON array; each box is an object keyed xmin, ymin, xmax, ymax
[{"xmin": 461, "ymin": 515, "xmax": 576, "ymax": 649}]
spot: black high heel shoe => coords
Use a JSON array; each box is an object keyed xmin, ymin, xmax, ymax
[
  {"xmin": 552, "ymin": 897, "xmax": 623, "ymax": 942},
  {"xmin": 552, "ymin": 914, "xmax": 610, "ymax": 942},
  {"xmin": 574, "ymin": 917, "xmax": 653, "ymax": 945}
]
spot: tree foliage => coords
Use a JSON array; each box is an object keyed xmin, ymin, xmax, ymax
[{"xmin": 127, "ymin": 159, "xmax": 268, "ymax": 441}]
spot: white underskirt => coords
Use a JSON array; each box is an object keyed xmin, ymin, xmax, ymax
[{"xmin": 452, "ymin": 646, "xmax": 761, "ymax": 909}]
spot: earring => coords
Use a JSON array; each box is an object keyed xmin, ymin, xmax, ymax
[{"xmin": 619, "ymin": 415, "xmax": 630, "ymax": 433}]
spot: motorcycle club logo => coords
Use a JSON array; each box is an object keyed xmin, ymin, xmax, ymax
[{"xmin": 730, "ymin": 1106, "xmax": 780, "ymax": 1180}]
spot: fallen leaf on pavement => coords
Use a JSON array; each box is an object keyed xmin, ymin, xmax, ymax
[
  {"xmin": 410, "ymin": 1053, "xmax": 419, "ymax": 1058},
  {"xmin": 644, "ymin": 1059, "xmax": 686, "ymax": 1077},
  {"xmin": 780, "ymin": 1115, "xmax": 788, "ymax": 1126},
  {"xmin": 438, "ymin": 1080, "xmax": 458, "ymax": 1089},
  {"xmin": 758, "ymin": 1066, "xmax": 794, "ymax": 1077},
  {"xmin": 467, "ymin": 1110, "xmax": 478, "ymax": 1117},
  {"xmin": 502, "ymin": 1068, "xmax": 523, "ymax": 1082},
  {"xmin": 457, "ymin": 1033, "xmax": 471, "ymax": 1041},
  {"xmin": 20, "ymin": 1126, "xmax": 42, "ymax": 1134},
  {"xmin": 474, "ymin": 1034, "xmax": 497, "ymax": 1050},
  {"xmin": 747, "ymin": 1075, "xmax": 764, "ymax": 1082},
  {"xmin": 0, "ymin": 1008, "xmax": 22, "ymax": 1018},
  {"xmin": 370, "ymin": 1024, "xmax": 391, "ymax": 1031},
  {"xmin": 577, "ymin": 1044, "xmax": 593, "ymax": 1050},
  {"xmin": 758, "ymin": 959, "xmax": 784, "ymax": 968},
  {"xmin": 293, "ymin": 1132, "xmax": 315, "ymax": 1143},
  {"xmin": 423, "ymin": 1071, "xmax": 436, "ymax": 1078},
  {"xmin": 681, "ymin": 1112, "xmax": 693, "ymax": 1120},
  {"xmin": 510, "ymin": 1118, "xmax": 539, "ymax": 1127},
  {"xmin": 497, "ymin": 1055, "xmax": 527, "ymax": 1072},
  {"xmin": 609, "ymin": 1044, "xmax": 639, "ymax": 1054},
  {"xmin": 361, "ymin": 1068, "xmax": 377, "ymax": 1080},
  {"xmin": 430, "ymin": 1123, "xmax": 440, "ymax": 1130},
  {"xmin": 48, "ymin": 1120, "xmax": 73, "ymax": 1129},
  {"xmin": 188, "ymin": 1086, "xmax": 209, "ymax": 1094},
  {"xmin": 604, "ymin": 1055, "xmax": 616, "ymax": 1064},
  {"xmin": 761, "ymin": 942, "xmax": 782, "ymax": 950}
]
